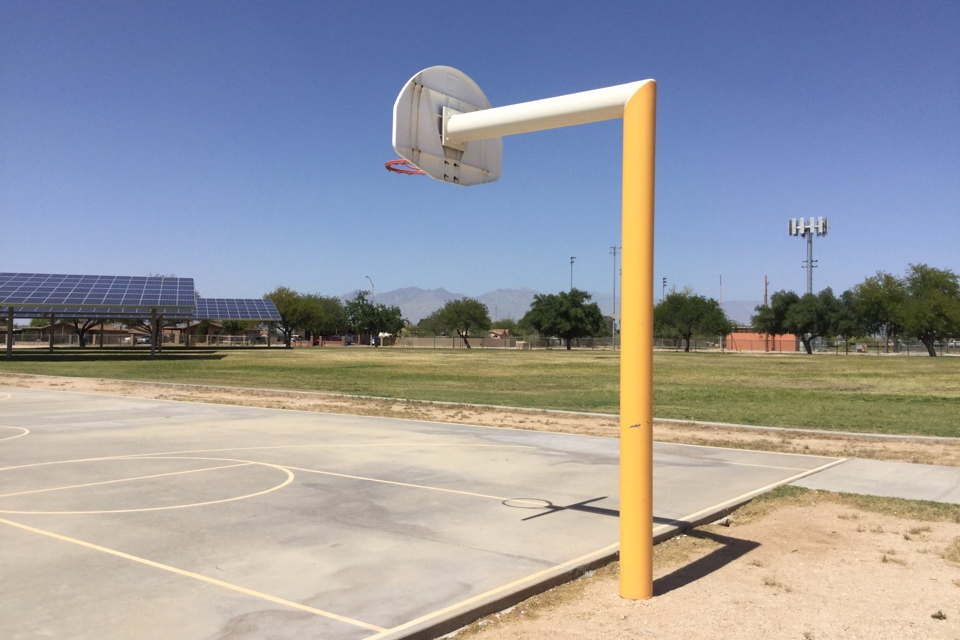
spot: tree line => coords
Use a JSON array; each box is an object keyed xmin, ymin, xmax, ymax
[
  {"xmin": 653, "ymin": 263, "xmax": 960, "ymax": 357},
  {"xmin": 751, "ymin": 264, "xmax": 960, "ymax": 356},
  {"xmin": 265, "ymin": 286, "xmax": 404, "ymax": 348},
  {"xmin": 267, "ymin": 286, "xmax": 610, "ymax": 350}
]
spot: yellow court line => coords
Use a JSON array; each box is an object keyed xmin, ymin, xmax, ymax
[
  {"xmin": 0, "ymin": 517, "xmax": 387, "ymax": 633},
  {"xmin": 0, "ymin": 462, "xmax": 254, "ymax": 499},
  {"xmin": 283, "ymin": 464, "xmax": 546, "ymax": 507}
]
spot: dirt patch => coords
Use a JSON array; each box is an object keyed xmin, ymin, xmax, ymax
[
  {"xmin": 458, "ymin": 498, "xmax": 960, "ymax": 640},
  {"xmin": 3, "ymin": 373, "xmax": 959, "ymax": 639}
]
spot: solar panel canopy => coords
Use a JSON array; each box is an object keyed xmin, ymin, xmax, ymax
[
  {"xmin": 1, "ymin": 305, "xmax": 194, "ymax": 319},
  {"xmin": 0, "ymin": 273, "xmax": 195, "ymax": 309},
  {"xmin": 2, "ymin": 273, "xmax": 280, "ymax": 324},
  {"xmin": 194, "ymin": 299, "xmax": 281, "ymax": 321}
]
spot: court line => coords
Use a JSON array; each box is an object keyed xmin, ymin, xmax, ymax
[
  {"xmin": 712, "ymin": 460, "xmax": 826, "ymax": 472},
  {"xmin": 0, "ymin": 426, "xmax": 30, "ymax": 441},
  {"xmin": 0, "ymin": 517, "xmax": 387, "ymax": 633},
  {"xmin": 126, "ymin": 442, "xmax": 536, "ymax": 458},
  {"xmin": 283, "ymin": 464, "xmax": 547, "ymax": 507},
  {"xmin": 0, "ymin": 461, "xmax": 254, "ymax": 498},
  {"xmin": 0, "ymin": 457, "xmax": 295, "ymax": 515},
  {"xmin": 365, "ymin": 457, "xmax": 852, "ymax": 639},
  {"xmin": 363, "ymin": 541, "xmax": 621, "ymax": 640},
  {"xmin": 651, "ymin": 457, "xmax": 850, "ymax": 537}
]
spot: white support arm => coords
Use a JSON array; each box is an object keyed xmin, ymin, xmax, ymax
[{"xmin": 443, "ymin": 80, "xmax": 652, "ymax": 144}]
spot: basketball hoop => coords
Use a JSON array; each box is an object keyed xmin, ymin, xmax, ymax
[{"xmin": 385, "ymin": 158, "xmax": 426, "ymax": 175}]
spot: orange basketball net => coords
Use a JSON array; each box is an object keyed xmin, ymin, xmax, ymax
[{"xmin": 384, "ymin": 158, "xmax": 426, "ymax": 175}]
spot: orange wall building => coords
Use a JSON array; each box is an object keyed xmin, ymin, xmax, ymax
[{"xmin": 725, "ymin": 327, "xmax": 799, "ymax": 352}]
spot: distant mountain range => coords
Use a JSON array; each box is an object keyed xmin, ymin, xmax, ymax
[{"xmin": 345, "ymin": 287, "xmax": 760, "ymax": 326}]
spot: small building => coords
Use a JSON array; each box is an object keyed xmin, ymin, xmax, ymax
[{"xmin": 725, "ymin": 327, "xmax": 799, "ymax": 352}]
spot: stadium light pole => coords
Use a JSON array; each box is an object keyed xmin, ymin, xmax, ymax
[{"xmin": 570, "ymin": 256, "xmax": 576, "ymax": 291}]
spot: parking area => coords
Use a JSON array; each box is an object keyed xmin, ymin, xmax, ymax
[{"xmin": 0, "ymin": 386, "xmax": 843, "ymax": 639}]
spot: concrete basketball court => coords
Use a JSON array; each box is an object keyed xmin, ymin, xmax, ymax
[{"xmin": 0, "ymin": 386, "xmax": 843, "ymax": 640}]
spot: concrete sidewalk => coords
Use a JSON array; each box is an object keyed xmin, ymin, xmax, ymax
[{"xmin": 792, "ymin": 458, "xmax": 960, "ymax": 504}]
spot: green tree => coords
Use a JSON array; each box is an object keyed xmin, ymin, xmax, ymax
[
  {"xmin": 521, "ymin": 288, "xmax": 608, "ymax": 350},
  {"xmin": 853, "ymin": 271, "xmax": 906, "ymax": 351},
  {"xmin": 834, "ymin": 289, "xmax": 867, "ymax": 354},
  {"xmin": 900, "ymin": 264, "xmax": 960, "ymax": 357},
  {"xmin": 654, "ymin": 289, "xmax": 732, "ymax": 352},
  {"xmin": 423, "ymin": 298, "xmax": 491, "ymax": 348},
  {"xmin": 69, "ymin": 318, "xmax": 104, "ymax": 347},
  {"xmin": 374, "ymin": 304, "xmax": 405, "ymax": 340},
  {"xmin": 345, "ymin": 291, "xmax": 404, "ymax": 345},
  {"xmin": 265, "ymin": 286, "xmax": 305, "ymax": 348},
  {"xmin": 752, "ymin": 290, "xmax": 799, "ymax": 341},
  {"xmin": 300, "ymin": 294, "xmax": 347, "ymax": 340},
  {"xmin": 783, "ymin": 288, "xmax": 840, "ymax": 355}
]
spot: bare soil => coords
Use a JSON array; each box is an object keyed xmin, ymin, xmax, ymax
[{"xmin": 3, "ymin": 373, "xmax": 959, "ymax": 639}]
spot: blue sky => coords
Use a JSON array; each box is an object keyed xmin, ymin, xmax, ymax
[{"xmin": 2, "ymin": 1, "xmax": 958, "ymax": 312}]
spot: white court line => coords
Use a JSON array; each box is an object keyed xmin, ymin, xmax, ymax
[
  {"xmin": 366, "ymin": 456, "xmax": 852, "ymax": 640},
  {"xmin": 651, "ymin": 457, "xmax": 850, "ymax": 536},
  {"xmin": 0, "ymin": 426, "xmax": 30, "ymax": 441},
  {"xmin": 0, "ymin": 462, "xmax": 254, "ymax": 498},
  {"xmin": 283, "ymin": 464, "xmax": 545, "ymax": 507},
  {"xmin": 0, "ymin": 456, "xmax": 295, "ymax": 514},
  {"xmin": 128, "ymin": 442, "xmax": 536, "ymax": 457}
]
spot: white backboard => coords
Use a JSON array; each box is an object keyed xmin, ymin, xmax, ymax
[{"xmin": 392, "ymin": 66, "xmax": 502, "ymax": 186}]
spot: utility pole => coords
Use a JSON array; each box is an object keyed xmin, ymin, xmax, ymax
[
  {"xmin": 570, "ymin": 256, "xmax": 576, "ymax": 290},
  {"xmin": 661, "ymin": 277, "xmax": 666, "ymax": 302}
]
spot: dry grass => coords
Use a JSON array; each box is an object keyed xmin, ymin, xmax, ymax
[{"xmin": 2, "ymin": 348, "xmax": 959, "ymax": 436}]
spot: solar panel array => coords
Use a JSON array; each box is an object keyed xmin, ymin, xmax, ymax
[
  {"xmin": 0, "ymin": 273, "xmax": 195, "ymax": 308},
  {"xmin": 1, "ymin": 273, "xmax": 280, "ymax": 323},
  {"xmin": 194, "ymin": 298, "xmax": 281, "ymax": 321},
  {"xmin": 0, "ymin": 306, "xmax": 195, "ymax": 319}
]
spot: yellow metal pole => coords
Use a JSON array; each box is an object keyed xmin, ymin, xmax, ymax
[{"xmin": 619, "ymin": 80, "xmax": 656, "ymax": 600}]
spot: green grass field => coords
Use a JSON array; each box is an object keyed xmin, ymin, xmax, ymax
[{"xmin": 2, "ymin": 347, "xmax": 958, "ymax": 437}]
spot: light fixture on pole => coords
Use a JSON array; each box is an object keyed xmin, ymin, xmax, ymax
[
  {"xmin": 788, "ymin": 217, "xmax": 828, "ymax": 294},
  {"xmin": 570, "ymin": 256, "xmax": 576, "ymax": 290}
]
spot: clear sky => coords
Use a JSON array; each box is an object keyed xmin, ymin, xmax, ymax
[{"xmin": 2, "ymin": 1, "xmax": 958, "ymax": 308}]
